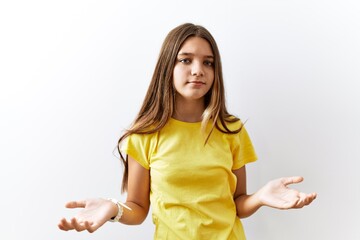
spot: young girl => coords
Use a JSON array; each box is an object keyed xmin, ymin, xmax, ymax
[{"xmin": 58, "ymin": 23, "xmax": 317, "ymax": 239}]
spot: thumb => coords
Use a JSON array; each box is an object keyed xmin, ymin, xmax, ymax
[
  {"xmin": 282, "ymin": 176, "xmax": 304, "ymax": 186},
  {"xmin": 65, "ymin": 200, "xmax": 87, "ymax": 209}
]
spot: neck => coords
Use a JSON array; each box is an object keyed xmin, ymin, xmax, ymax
[{"xmin": 173, "ymin": 96, "xmax": 205, "ymax": 122}]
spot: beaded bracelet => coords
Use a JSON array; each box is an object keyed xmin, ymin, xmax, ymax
[
  {"xmin": 107, "ymin": 198, "xmax": 132, "ymax": 222},
  {"xmin": 108, "ymin": 198, "xmax": 124, "ymax": 222}
]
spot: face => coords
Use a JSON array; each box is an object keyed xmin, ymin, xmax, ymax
[{"xmin": 173, "ymin": 37, "xmax": 215, "ymax": 103}]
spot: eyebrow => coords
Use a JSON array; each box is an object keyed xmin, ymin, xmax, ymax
[{"xmin": 177, "ymin": 52, "xmax": 214, "ymax": 59}]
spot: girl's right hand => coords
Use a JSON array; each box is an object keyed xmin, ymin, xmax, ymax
[{"xmin": 58, "ymin": 198, "xmax": 118, "ymax": 233}]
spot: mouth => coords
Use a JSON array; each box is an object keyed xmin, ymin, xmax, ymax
[{"xmin": 188, "ymin": 81, "xmax": 205, "ymax": 85}]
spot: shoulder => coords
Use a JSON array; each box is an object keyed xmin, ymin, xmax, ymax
[
  {"xmin": 126, "ymin": 131, "xmax": 159, "ymax": 144},
  {"xmin": 125, "ymin": 121, "xmax": 165, "ymax": 141}
]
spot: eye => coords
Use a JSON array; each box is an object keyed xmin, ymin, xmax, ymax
[
  {"xmin": 204, "ymin": 60, "xmax": 214, "ymax": 67},
  {"xmin": 179, "ymin": 58, "xmax": 191, "ymax": 64}
]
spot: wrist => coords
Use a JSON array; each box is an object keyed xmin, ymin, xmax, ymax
[
  {"xmin": 107, "ymin": 198, "xmax": 124, "ymax": 222},
  {"xmin": 252, "ymin": 190, "xmax": 265, "ymax": 208}
]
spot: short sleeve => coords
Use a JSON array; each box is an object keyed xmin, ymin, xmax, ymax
[
  {"xmin": 232, "ymin": 127, "xmax": 258, "ymax": 170},
  {"xmin": 120, "ymin": 133, "xmax": 157, "ymax": 170}
]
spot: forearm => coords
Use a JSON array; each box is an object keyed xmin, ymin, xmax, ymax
[
  {"xmin": 234, "ymin": 192, "xmax": 263, "ymax": 219},
  {"xmin": 114, "ymin": 200, "xmax": 149, "ymax": 225}
]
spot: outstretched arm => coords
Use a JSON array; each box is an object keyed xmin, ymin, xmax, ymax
[
  {"xmin": 233, "ymin": 166, "xmax": 317, "ymax": 218},
  {"xmin": 58, "ymin": 156, "xmax": 150, "ymax": 232}
]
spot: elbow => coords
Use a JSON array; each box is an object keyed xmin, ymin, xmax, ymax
[
  {"xmin": 234, "ymin": 193, "xmax": 262, "ymax": 219},
  {"xmin": 236, "ymin": 211, "xmax": 251, "ymax": 219},
  {"xmin": 129, "ymin": 212, "xmax": 148, "ymax": 225},
  {"xmin": 234, "ymin": 194, "xmax": 247, "ymax": 218},
  {"xmin": 120, "ymin": 201, "xmax": 150, "ymax": 225}
]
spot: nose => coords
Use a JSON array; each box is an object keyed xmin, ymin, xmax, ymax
[{"xmin": 191, "ymin": 61, "xmax": 204, "ymax": 77}]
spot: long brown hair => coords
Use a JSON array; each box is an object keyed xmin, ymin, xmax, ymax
[{"xmin": 118, "ymin": 23, "xmax": 242, "ymax": 192}]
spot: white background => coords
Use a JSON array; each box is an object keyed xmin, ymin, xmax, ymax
[{"xmin": 1, "ymin": 0, "xmax": 359, "ymax": 239}]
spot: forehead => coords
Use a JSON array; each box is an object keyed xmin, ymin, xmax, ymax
[{"xmin": 178, "ymin": 37, "xmax": 213, "ymax": 56}]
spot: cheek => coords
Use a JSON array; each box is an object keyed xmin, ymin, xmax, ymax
[
  {"xmin": 207, "ymin": 72, "xmax": 215, "ymax": 91},
  {"xmin": 173, "ymin": 65, "xmax": 187, "ymax": 83},
  {"xmin": 173, "ymin": 67, "xmax": 179, "ymax": 80},
  {"xmin": 172, "ymin": 67, "xmax": 182, "ymax": 91},
  {"xmin": 172, "ymin": 78, "xmax": 180, "ymax": 92},
  {"xmin": 208, "ymin": 71, "xmax": 215, "ymax": 84}
]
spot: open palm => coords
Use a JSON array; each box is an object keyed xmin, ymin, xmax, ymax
[
  {"xmin": 258, "ymin": 176, "xmax": 317, "ymax": 209},
  {"xmin": 58, "ymin": 198, "xmax": 116, "ymax": 233}
]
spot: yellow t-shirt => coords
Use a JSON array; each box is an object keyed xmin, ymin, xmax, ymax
[{"xmin": 121, "ymin": 118, "xmax": 257, "ymax": 240}]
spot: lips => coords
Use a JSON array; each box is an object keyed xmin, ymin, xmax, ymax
[{"xmin": 188, "ymin": 81, "xmax": 205, "ymax": 85}]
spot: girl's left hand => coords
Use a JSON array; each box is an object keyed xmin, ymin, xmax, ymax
[{"xmin": 257, "ymin": 176, "xmax": 317, "ymax": 209}]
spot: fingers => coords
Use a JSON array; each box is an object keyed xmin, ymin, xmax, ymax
[
  {"xmin": 84, "ymin": 221, "xmax": 96, "ymax": 233},
  {"xmin": 58, "ymin": 217, "xmax": 96, "ymax": 232},
  {"xmin": 58, "ymin": 218, "xmax": 70, "ymax": 231},
  {"xmin": 58, "ymin": 218, "xmax": 74, "ymax": 231},
  {"xmin": 71, "ymin": 218, "xmax": 87, "ymax": 231},
  {"xmin": 58, "ymin": 218, "xmax": 84, "ymax": 231},
  {"xmin": 85, "ymin": 221, "xmax": 101, "ymax": 233},
  {"xmin": 293, "ymin": 192, "xmax": 317, "ymax": 208},
  {"xmin": 65, "ymin": 200, "xmax": 87, "ymax": 209},
  {"xmin": 305, "ymin": 192, "xmax": 317, "ymax": 205}
]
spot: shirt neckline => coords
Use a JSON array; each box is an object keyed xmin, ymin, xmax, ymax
[{"xmin": 170, "ymin": 117, "xmax": 202, "ymax": 126}]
